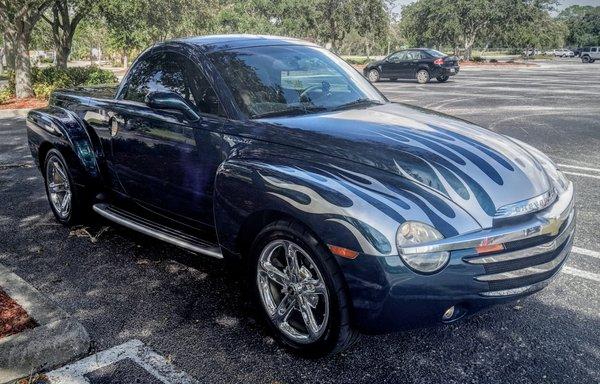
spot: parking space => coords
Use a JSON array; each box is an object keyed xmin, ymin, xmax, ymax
[{"xmin": 0, "ymin": 60, "xmax": 599, "ymax": 383}]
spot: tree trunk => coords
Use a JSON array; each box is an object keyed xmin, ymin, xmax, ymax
[
  {"xmin": 55, "ymin": 44, "xmax": 70, "ymax": 69},
  {"xmin": 3, "ymin": 32, "xmax": 16, "ymax": 71},
  {"xmin": 122, "ymin": 53, "xmax": 128, "ymax": 68},
  {"xmin": 14, "ymin": 29, "xmax": 33, "ymax": 98},
  {"xmin": 464, "ymin": 34, "xmax": 476, "ymax": 61}
]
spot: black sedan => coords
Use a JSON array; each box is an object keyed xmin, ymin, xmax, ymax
[{"xmin": 363, "ymin": 48, "xmax": 459, "ymax": 84}]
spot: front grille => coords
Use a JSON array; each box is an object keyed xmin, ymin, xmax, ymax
[{"xmin": 464, "ymin": 210, "xmax": 575, "ymax": 295}]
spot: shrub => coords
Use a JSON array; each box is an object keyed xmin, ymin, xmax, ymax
[
  {"xmin": 489, "ymin": 58, "xmax": 498, "ymax": 63},
  {"xmin": 342, "ymin": 56, "xmax": 372, "ymax": 65},
  {"xmin": 32, "ymin": 83, "xmax": 56, "ymax": 100},
  {"xmin": 472, "ymin": 56, "xmax": 486, "ymax": 63},
  {"xmin": 0, "ymin": 86, "xmax": 13, "ymax": 104},
  {"xmin": 29, "ymin": 66, "xmax": 118, "ymax": 99}
]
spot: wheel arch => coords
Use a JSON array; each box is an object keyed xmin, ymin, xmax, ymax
[{"xmin": 27, "ymin": 107, "xmax": 103, "ymax": 189}]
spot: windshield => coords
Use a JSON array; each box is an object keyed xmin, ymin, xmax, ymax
[
  {"xmin": 424, "ymin": 49, "xmax": 446, "ymax": 58},
  {"xmin": 208, "ymin": 45, "xmax": 386, "ymax": 118}
]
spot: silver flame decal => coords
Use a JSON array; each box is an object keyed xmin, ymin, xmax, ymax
[{"xmin": 259, "ymin": 165, "xmax": 470, "ymax": 256}]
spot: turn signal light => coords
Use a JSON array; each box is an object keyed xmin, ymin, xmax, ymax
[
  {"xmin": 476, "ymin": 243, "xmax": 505, "ymax": 254},
  {"xmin": 328, "ymin": 245, "xmax": 359, "ymax": 259}
]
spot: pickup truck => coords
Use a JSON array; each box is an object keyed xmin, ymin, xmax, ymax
[{"xmin": 27, "ymin": 35, "xmax": 575, "ymax": 356}]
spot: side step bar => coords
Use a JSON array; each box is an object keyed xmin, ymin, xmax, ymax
[{"xmin": 92, "ymin": 203, "xmax": 223, "ymax": 259}]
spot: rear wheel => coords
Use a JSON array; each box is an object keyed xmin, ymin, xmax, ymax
[
  {"xmin": 367, "ymin": 68, "xmax": 380, "ymax": 83},
  {"xmin": 416, "ymin": 69, "xmax": 430, "ymax": 84},
  {"xmin": 44, "ymin": 149, "xmax": 88, "ymax": 225},
  {"xmin": 250, "ymin": 219, "xmax": 359, "ymax": 356},
  {"xmin": 436, "ymin": 75, "xmax": 449, "ymax": 82}
]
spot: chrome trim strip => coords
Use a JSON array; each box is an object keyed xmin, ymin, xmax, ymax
[
  {"xmin": 479, "ymin": 280, "xmax": 551, "ymax": 297},
  {"xmin": 399, "ymin": 181, "xmax": 574, "ymax": 256},
  {"xmin": 494, "ymin": 188, "xmax": 557, "ymax": 219},
  {"xmin": 465, "ymin": 210, "xmax": 575, "ymax": 265},
  {"xmin": 93, "ymin": 204, "xmax": 223, "ymax": 259},
  {"xmin": 475, "ymin": 235, "xmax": 572, "ymax": 282}
]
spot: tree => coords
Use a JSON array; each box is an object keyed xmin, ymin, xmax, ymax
[
  {"xmin": 0, "ymin": 0, "xmax": 53, "ymax": 98},
  {"xmin": 558, "ymin": 5, "xmax": 600, "ymax": 46},
  {"xmin": 41, "ymin": 0, "xmax": 94, "ymax": 69},
  {"xmin": 398, "ymin": 0, "xmax": 560, "ymax": 59}
]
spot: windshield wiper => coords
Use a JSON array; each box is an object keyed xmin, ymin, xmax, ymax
[
  {"xmin": 253, "ymin": 106, "xmax": 327, "ymax": 119},
  {"xmin": 330, "ymin": 98, "xmax": 384, "ymax": 111}
]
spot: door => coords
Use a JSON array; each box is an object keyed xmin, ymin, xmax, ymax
[
  {"xmin": 109, "ymin": 51, "xmax": 227, "ymax": 226},
  {"xmin": 403, "ymin": 50, "xmax": 423, "ymax": 78},
  {"xmin": 380, "ymin": 51, "xmax": 407, "ymax": 78}
]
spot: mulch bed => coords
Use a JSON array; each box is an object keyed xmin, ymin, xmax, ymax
[
  {"xmin": 0, "ymin": 288, "xmax": 37, "ymax": 339},
  {"xmin": 0, "ymin": 97, "xmax": 48, "ymax": 110}
]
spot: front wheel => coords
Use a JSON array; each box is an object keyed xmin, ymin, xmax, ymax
[
  {"xmin": 582, "ymin": 56, "xmax": 590, "ymax": 63},
  {"xmin": 367, "ymin": 68, "xmax": 380, "ymax": 83},
  {"xmin": 250, "ymin": 220, "xmax": 359, "ymax": 356},
  {"xmin": 436, "ymin": 75, "xmax": 449, "ymax": 82},
  {"xmin": 416, "ymin": 69, "xmax": 430, "ymax": 84}
]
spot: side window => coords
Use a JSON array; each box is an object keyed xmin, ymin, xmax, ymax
[
  {"xmin": 388, "ymin": 51, "xmax": 406, "ymax": 62},
  {"xmin": 583, "ymin": 47, "xmax": 590, "ymax": 52},
  {"xmin": 123, "ymin": 52, "xmax": 226, "ymax": 117},
  {"xmin": 123, "ymin": 54, "xmax": 163, "ymax": 103},
  {"xmin": 406, "ymin": 51, "xmax": 422, "ymax": 60},
  {"xmin": 592, "ymin": 47, "xmax": 598, "ymax": 53}
]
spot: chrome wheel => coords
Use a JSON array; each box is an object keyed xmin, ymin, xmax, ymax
[
  {"xmin": 256, "ymin": 239, "xmax": 329, "ymax": 344},
  {"xmin": 46, "ymin": 157, "xmax": 72, "ymax": 219},
  {"xmin": 368, "ymin": 69, "xmax": 380, "ymax": 82},
  {"xmin": 416, "ymin": 70, "xmax": 430, "ymax": 84}
]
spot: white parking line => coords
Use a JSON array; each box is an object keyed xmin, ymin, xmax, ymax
[
  {"xmin": 562, "ymin": 171, "xmax": 600, "ymax": 180},
  {"xmin": 563, "ymin": 267, "xmax": 600, "ymax": 283},
  {"xmin": 572, "ymin": 246, "xmax": 600, "ymax": 260},
  {"xmin": 558, "ymin": 164, "xmax": 600, "ymax": 173},
  {"xmin": 45, "ymin": 339, "xmax": 198, "ymax": 384}
]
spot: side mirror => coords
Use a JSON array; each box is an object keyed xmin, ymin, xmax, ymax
[{"xmin": 145, "ymin": 91, "xmax": 199, "ymax": 121}]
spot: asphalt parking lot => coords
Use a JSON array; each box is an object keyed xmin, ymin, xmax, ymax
[{"xmin": 1, "ymin": 59, "xmax": 599, "ymax": 383}]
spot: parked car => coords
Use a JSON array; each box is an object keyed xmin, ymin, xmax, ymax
[
  {"xmin": 572, "ymin": 47, "xmax": 584, "ymax": 57},
  {"xmin": 363, "ymin": 48, "xmax": 459, "ymax": 84},
  {"xmin": 581, "ymin": 47, "xmax": 599, "ymax": 63},
  {"xmin": 523, "ymin": 49, "xmax": 540, "ymax": 56},
  {"xmin": 551, "ymin": 49, "xmax": 575, "ymax": 57},
  {"xmin": 27, "ymin": 35, "xmax": 575, "ymax": 356}
]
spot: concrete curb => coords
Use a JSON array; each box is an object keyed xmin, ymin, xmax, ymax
[
  {"xmin": 0, "ymin": 109, "xmax": 30, "ymax": 119},
  {"xmin": 0, "ymin": 264, "xmax": 90, "ymax": 384}
]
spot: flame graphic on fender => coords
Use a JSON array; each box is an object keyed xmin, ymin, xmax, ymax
[{"xmin": 258, "ymin": 165, "xmax": 465, "ymax": 256}]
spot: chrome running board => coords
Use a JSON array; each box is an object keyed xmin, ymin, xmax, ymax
[{"xmin": 93, "ymin": 203, "xmax": 223, "ymax": 259}]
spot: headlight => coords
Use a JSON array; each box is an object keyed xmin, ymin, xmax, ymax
[{"xmin": 397, "ymin": 221, "xmax": 449, "ymax": 273}]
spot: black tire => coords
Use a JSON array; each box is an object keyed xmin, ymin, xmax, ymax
[
  {"xmin": 416, "ymin": 69, "xmax": 430, "ymax": 84},
  {"xmin": 43, "ymin": 149, "xmax": 89, "ymax": 225},
  {"xmin": 582, "ymin": 56, "xmax": 590, "ymax": 63},
  {"xmin": 436, "ymin": 75, "xmax": 449, "ymax": 83},
  {"xmin": 367, "ymin": 68, "xmax": 380, "ymax": 83},
  {"xmin": 591, "ymin": 59, "xmax": 596, "ymax": 63},
  {"xmin": 249, "ymin": 219, "xmax": 359, "ymax": 356}
]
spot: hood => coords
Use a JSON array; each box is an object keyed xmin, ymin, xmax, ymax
[{"xmin": 258, "ymin": 102, "xmax": 552, "ymax": 228}]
